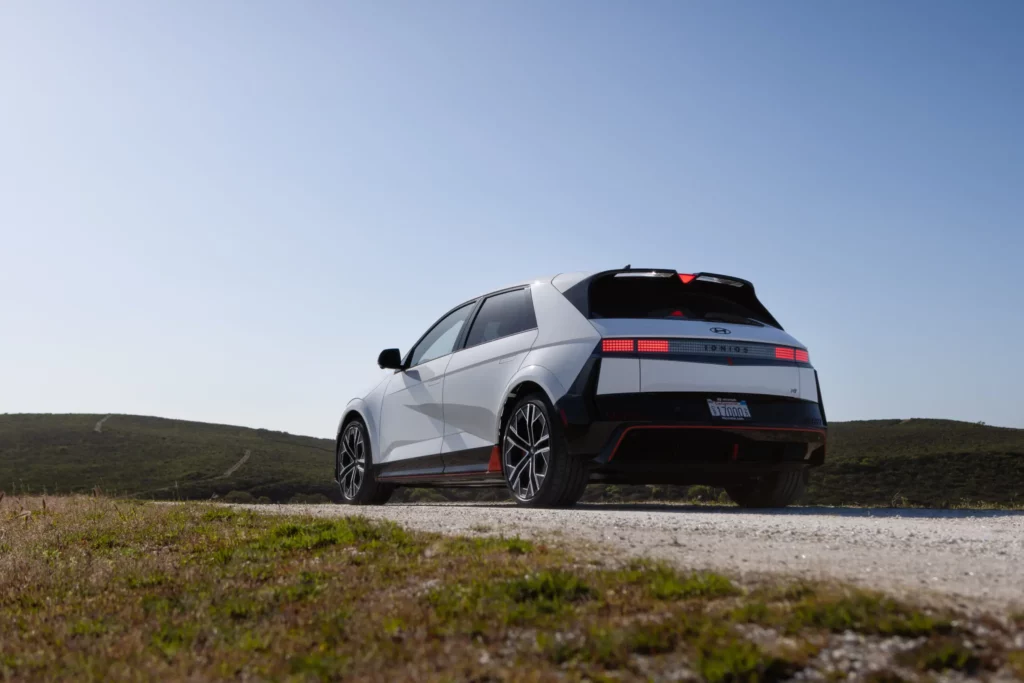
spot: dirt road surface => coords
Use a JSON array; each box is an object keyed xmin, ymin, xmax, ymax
[{"xmin": 243, "ymin": 502, "xmax": 1024, "ymax": 611}]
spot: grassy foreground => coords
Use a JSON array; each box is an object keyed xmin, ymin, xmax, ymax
[{"xmin": 2, "ymin": 496, "xmax": 1023, "ymax": 681}]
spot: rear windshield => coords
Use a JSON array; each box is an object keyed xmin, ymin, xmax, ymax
[{"xmin": 587, "ymin": 274, "xmax": 780, "ymax": 328}]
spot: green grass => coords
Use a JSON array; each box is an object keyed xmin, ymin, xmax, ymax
[
  {"xmin": 3, "ymin": 413, "xmax": 1024, "ymax": 507},
  {"xmin": 2, "ymin": 496, "xmax": 1019, "ymax": 681},
  {"xmin": 898, "ymin": 638, "xmax": 981, "ymax": 674},
  {"xmin": 732, "ymin": 587, "xmax": 949, "ymax": 637}
]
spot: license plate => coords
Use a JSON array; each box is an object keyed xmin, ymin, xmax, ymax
[{"xmin": 707, "ymin": 398, "xmax": 751, "ymax": 420}]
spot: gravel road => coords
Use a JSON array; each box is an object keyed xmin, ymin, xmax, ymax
[{"xmin": 246, "ymin": 502, "xmax": 1024, "ymax": 611}]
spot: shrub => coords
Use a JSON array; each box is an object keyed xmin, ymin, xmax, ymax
[
  {"xmin": 289, "ymin": 493, "xmax": 331, "ymax": 505},
  {"xmin": 687, "ymin": 485, "xmax": 721, "ymax": 502},
  {"xmin": 404, "ymin": 489, "xmax": 448, "ymax": 503},
  {"xmin": 222, "ymin": 491, "xmax": 256, "ymax": 504}
]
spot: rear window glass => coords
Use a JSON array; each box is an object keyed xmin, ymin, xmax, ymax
[{"xmin": 588, "ymin": 274, "xmax": 779, "ymax": 327}]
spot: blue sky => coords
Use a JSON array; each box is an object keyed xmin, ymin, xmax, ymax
[{"xmin": 2, "ymin": 1, "xmax": 1022, "ymax": 436}]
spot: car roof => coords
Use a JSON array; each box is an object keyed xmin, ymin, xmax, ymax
[{"xmin": 466, "ymin": 274, "xmax": 567, "ymax": 301}]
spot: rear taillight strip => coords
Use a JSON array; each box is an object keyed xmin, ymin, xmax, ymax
[
  {"xmin": 637, "ymin": 339, "xmax": 669, "ymax": 353},
  {"xmin": 601, "ymin": 339, "xmax": 635, "ymax": 353},
  {"xmin": 602, "ymin": 338, "xmax": 810, "ymax": 364}
]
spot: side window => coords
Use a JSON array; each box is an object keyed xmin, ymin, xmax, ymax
[
  {"xmin": 464, "ymin": 288, "xmax": 537, "ymax": 348},
  {"xmin": 408, "ymin": 303, "xmax": 475, "ymax": 367}
]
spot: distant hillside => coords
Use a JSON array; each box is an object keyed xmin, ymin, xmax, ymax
[
  {"xmin": 808, "ymin": 418, "xmax": 1024, "ymax": 507},
  {"xmin": 1, "ymin": 414, "xmax": 1022, "ymax": 507},
  {"xmin": 0, "ymin": 414, "xmax": 337, "ymax": 502}
]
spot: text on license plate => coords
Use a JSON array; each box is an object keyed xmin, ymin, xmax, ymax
[{"xmin": 707, "ymin": 399, "xmax": 751, "ymax": 420}]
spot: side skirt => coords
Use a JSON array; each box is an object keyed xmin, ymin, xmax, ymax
[{"xmin": 376, "ymin": 445, "xmax": 505, "ymax": 486}]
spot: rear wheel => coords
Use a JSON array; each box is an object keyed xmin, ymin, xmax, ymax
[
  {"xmin": 726, "ymin": 470, "xmax": 806, "ymax": 508},
  {"xmin": 501, "ymin": 393, "xmax": 587, "ymax": 508},
  {"xmin": 337, "ymin": 419, "xmax": 393, "ymax": 505}
]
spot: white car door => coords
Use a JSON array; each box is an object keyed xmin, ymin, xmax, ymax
[
  {"xmin": 441, "ymin": 288, "xmax": 538, "ymax": 473},
  {"xmin": 377, "ymin": 302, "xmax": 476, "ymax": 475}
]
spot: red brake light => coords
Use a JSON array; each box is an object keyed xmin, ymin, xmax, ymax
[
  {"xmin": 670, "ymin": 310, "xmax": 684, "ymax": 317},
  {"xmin": 637, "ymin": 339, "xmax": 669, "ymax": 353},
  {"xmin": 795, "ymin": 349, "xmax": 809, "ymax": 363},
  {"xmin": 775, "ymin": 347, "xmax": 795, "ymax": 360},
  {"xmin": 602, "ymin": 339, "xmax": 634, "ymax": 353},
  {"xmin": 679, "ymin": 274, "xmax": 696, "ymax": 284}
]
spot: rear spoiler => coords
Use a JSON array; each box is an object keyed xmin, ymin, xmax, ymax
[{"xmin": 559, "ymin": 268, "xmax": 783, "ymax": 329}]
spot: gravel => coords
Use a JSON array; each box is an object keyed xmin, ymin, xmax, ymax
[{"xmin": 243, "ymin": 502, "xmax": 1024, "ymax": 611}]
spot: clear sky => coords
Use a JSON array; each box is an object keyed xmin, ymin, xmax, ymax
[{"xmin": 2, "ymin": 1, "xmax": 1022, "ymax": 436}]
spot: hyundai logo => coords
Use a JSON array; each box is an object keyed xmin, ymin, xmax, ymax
[{"xmin": 710, "ymin": 327, "xmax": 732, "ymax": 335}]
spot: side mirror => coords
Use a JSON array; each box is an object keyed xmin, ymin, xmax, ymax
[{"xmin": 377, "ymin": 348, "xmax": 403, "ymax": 370}]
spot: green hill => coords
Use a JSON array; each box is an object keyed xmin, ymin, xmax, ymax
[
  {"xmin": 1, "ymin": 414, "xmax": 1022, "ymax": 507},
  {"xmin": 807, "ymin": 418, "xmax": 1024, "ymax": 507},
  {"xmin": 0, "ymin": 414, "xmax": 337, "ymax": 502}
]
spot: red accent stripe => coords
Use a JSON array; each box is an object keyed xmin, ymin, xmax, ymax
[
  {"xmin": 487, "ymin": 446, "xmax": 502, "ymax": 473},
  {"xmin": 607, "ymin": 425, "xmax": 827, "ymax": 462}
]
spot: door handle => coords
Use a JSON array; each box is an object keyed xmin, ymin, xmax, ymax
[
  {"xmin": 498, "ymin": 356, "xmax": 516, "ymax": 365},
  {"xmin": 426, "ymin": 379, "xmax": 442, "ymax": 387}
]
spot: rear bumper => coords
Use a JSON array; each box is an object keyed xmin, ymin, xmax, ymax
[{"xmin": 555, "ymin": 390, "xmax": 827, "ymax": 485}]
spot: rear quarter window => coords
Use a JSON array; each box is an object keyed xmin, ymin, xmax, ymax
[{"xmin": 464, "ymin": 288, "xmax": 537, "ymax": 348}]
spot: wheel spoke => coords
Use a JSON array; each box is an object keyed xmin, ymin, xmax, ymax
[
  {"xmin": 507, "ymin": 454, "xmax": 531, "ymax": 490},
  {"xmin": 535, "ymin": 448, "xmax": 550, "ymax": 476},
  {"xmin": 528, "ymin": 454, "xmax": 536, "ymax": 497},
  {"xmin": 505, "ymin": 426, "xmax": 531, "ymax": 453}
]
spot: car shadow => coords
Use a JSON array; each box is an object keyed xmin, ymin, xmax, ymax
[
  {"xmin": 394, "ymin": 501, "xmax": 1024, "ymax": 518},
  {"xmin": 570, "ymin": 503, "xmax": 1024, "ymax": 519}
]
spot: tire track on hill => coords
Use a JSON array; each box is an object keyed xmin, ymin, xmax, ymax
[
  {"xmin": 220, "ymin": 450, "xmax": 251, "ymax": 479},
  {"xmin": 93, "ymin": 415, "xmax": 112, "ymax": 433},
  {"xmin": 128, "ymin": 449, "xmax": 253, "ymax": 497}
]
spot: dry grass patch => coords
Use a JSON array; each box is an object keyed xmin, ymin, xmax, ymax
[{"xmin": 1, "ymin": 496, "xmax": 1021, "ymax": 681}]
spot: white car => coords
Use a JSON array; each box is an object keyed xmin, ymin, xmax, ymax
[{"xmin": 336, "ymin": 268, "xmax": 827, "ymax": 508}]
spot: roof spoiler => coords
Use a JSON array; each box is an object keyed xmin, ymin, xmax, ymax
[{"xmin": 563, "ymin": 268, "xmax": 783, "ymax": 329}]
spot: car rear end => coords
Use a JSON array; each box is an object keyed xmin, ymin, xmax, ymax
[{"xmin": 554, "ymin": 269, "xmax": 827, "ymax": 490}]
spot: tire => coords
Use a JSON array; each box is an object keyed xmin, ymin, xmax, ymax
[
  {"xmin": 337, "ymin": 418, "xmax": 393, "ymax": 505},
  {"xmin": 725, "ymin": 470, "xmax": 806, "ymax": 509},
  {"xmin": 500, "ymin": 393, "xmax": 588, "ymax": 508}
]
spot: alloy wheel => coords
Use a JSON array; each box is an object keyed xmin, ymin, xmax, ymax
[
  {"xmin": 503, "ymin": 402, "xmax": 550, "ymax": 501},
  {"xmin": 338, "ymin": 423, "xmax": 365, "ymax": 499}
]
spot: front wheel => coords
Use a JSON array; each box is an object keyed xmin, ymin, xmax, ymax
[
  {"xmin": 726, "ymin": 470, "xmax": 806, "ymax": 509},
  {"xmin": 501, "ymin": 394, "xmax": 588, "ymax": 508},
  {"xmin": 337, "ymin": 419, "xmax": 393, "ymax": 505}
]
